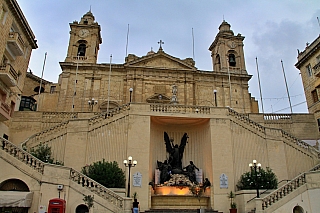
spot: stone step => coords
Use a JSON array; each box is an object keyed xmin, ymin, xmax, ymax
[{"xmin": 143, "ymin": 209, "xmax": 223, "ymax": 213}]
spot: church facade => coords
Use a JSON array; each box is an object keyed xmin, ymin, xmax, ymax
[{"xmin": 2, "ymin": 7, "xmax": 320, "ymax": 213}]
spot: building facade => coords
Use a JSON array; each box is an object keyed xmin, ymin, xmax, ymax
[
  {"xmin": 1, "ymin": 8, "xmax": 320, "ymax": 213},
  {"xmin": 295, "ymin": 35, "xmax": 320, "ymax": 129},
  {"xmin": 0, "ymin": 0, "xmax": 37, "ymax": 139}
]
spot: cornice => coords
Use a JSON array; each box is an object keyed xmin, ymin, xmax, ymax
[{"xmin": 6, "ymin": 0, "xmax": 38, "ymax": 49}]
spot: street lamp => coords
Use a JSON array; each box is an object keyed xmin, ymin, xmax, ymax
[
  {"xmin": 213, "ymin": 89, "xmax": 217, "ymax": 107},
  {"xmin": 88, "ymin": 98, "xmax": 98, "ymax": 111},
  {"xmin": 129, "ymin": 88, "xmax": 133, "ymax": 103},
  {"xmin": 249, "ymin": 159, "xmax": 261, "ymax": 198},
  {"xmin": 123, "ymin": 156, "xmax": 137, "ymax": 198}
]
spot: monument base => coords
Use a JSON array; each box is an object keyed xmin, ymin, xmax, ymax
[{"xmin": 151, "ymin": 195, "xmax": 209, "ymax": 209}]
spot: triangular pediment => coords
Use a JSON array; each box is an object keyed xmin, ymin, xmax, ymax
[{"xmin": 125, "ymin": 51, "xmax": 196, "ymax": 71}]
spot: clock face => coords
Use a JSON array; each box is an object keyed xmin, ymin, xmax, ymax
[{"xmin": 79, "ymin": 29, "xmax": 89, "ymax": 38}]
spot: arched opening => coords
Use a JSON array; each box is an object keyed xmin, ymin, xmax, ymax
[
  {"xmin": 215, "ymin": 54, "xmax": 221, "ymax": 71},
  {"xmin": 76, "ymin": 204, "xmax": 89, "ymax": 213},
  {"xmin": 228, "ymin": 53, "xmax": 236, "ymax": 67},
  {"xmin": 100, "ymin": 101, "xmax": 120, "ymax": 112},
  {"xmin": 293, "ymin": 205, "xmax": 304, "ymax": 213},
  {"xmin": 0, "ymin": 179, "xmax": 29, "ymax": 191},
  {"xmin": 78, "ymin": 44, "xmax": 86, "ymax": 56},
  {"xmin": 0, "ymin": 179, "xmax": 31, "ymax": 213}
]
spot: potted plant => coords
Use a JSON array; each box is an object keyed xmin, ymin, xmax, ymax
[{"xmin": 227, "ymin": 191, "xmax": 237, "ymax": 213}]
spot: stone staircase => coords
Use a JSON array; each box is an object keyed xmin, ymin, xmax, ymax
[
  {"xmin": 20, "ymin": 103, "xmax": 130, "ymax": 153},
  {"xmin": 1, "ymin": 137, "xmax": 132, "ymax": 213},
  {"xmin": 143, "ymin": 209, "xmax": 223, "ymax": 213}
]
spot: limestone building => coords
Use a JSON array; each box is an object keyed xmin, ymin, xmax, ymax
[
  {"xmin": 2, "ymin": 7, "xmax": 320, "ymax": 213},
  {"xmin": 295, "ymin": 35, "xmax": 320, "ymax": 128},
  {"xmin": 0, "ymin": 0, "xmax": 37, "ymax": 139}
]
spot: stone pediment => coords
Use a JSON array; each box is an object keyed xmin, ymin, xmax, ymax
[{"xmin": 125, "ymin": 51, "xmax": 196, "ymax": 71}]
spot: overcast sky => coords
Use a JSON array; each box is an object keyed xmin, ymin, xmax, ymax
[{"xmin": 17, "ymin": 0, "xmax": 320, "ymax": 113}]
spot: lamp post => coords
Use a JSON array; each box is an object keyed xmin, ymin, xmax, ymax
[
  {"xmin": 123, "ymin": 156, "xmax": 137, "ymax": 198},
  {"xmin": 129, "ymin": 88, "xmax": 133, "ymax": 103},
  {"xmin": 213, "ymin": 89, "xmax": 217, "ymax": 107},
  {"xmin": 249, "ymin": 159, "xmax": 261, "ymax": 198},
  {"xmin": 88, "ymin": 98, "xmax": 98, "ymax": 111}
]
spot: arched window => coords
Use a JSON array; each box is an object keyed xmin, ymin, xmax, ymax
[
  {"xmin": 78, "ymin": 44, "xmax": 86, "ymax": 56},
  {"xmin": 76, "ymin": 204, "xmax": 89, "ymax": 213},
  {"xmin": 293, "ymin": 205, "xmax": 304, "ymax": 213},
  {"xmin": 0, "ymin": 179, "xmax": 29, "ymax": 191},
  {"xmin": 229, "ymin": 54, "xmax": 236, "ymax": 67},
  {"xmin": 215, "ymin": 54, "xmax": 221, "ymax": 71}
]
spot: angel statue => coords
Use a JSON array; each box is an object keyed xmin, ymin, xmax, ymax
[{"xmin": 164, "ymin": 132, "xmax": 189, "ymax": 174}]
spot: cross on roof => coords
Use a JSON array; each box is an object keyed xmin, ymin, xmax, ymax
[{"xmin": 158, "ymin": 40, "xmax": 164, "ymax": 49}]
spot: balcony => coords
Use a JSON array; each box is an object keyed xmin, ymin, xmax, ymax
[
  {"xmin": 0, "ymin": 64, "xmax": 18, "ymax": 87},
  {"xmin": 0, "ymin": 101, "xmax": 11, "ymax": 121},
  {"xmin": 7, "ymin": 32, "xmax": 25, "ymax": 57}
]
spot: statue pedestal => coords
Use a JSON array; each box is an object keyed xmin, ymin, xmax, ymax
[
  {"xmin": 151, "ymin": 195, "xmax": 209, "ymax": 209},
  {"xmin": 151, "ymin": 186, "xmax": 211, "ymax": 209}
]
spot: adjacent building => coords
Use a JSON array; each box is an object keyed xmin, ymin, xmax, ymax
[{"xmin": 0, "ymin": 0, "xmax": 37, "ymax": 139}]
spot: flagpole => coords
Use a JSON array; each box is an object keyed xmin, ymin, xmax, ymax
[
  {"xmin": 107, "ymin": 54, "xmax": 112, "ymax": 116},
  {"xmin": 72, "ymin": 53, "xmax": 79, "ymax": 112},
  {"xmin": 255, "ymin": 57, "xmax": 264, "ymax": 113},
  {"xmin": 192, "ymin": 28, "xmax": 195, "ymax": 60},
  {"xmin": 281, "ymin": 60, "xmax": 293, "ymax": 113},
  {"xmin": 227, "ymin": 58, "xmax": 232, "ymax": 108},
  {"xmin": 37, "ymin": 52, "xmax": 47, "ymax": 111},
  {"xmin": 126, "ymin": 24, "xmax": 129, "ymax": 57}
]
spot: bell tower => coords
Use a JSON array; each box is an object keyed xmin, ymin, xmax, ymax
[
  {"xmin": 209, "ymin": 21, "xmax": 247, "ymax": 74},
  {"xmin": 65, "ymin": 11, "xmax": 102, "ymax": 63}
]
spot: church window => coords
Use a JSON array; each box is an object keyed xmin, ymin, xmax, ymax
[
  {"xmin": 306, "ymin": 64, "xmax": 312, "ymax": 77},
  {"xmin": 229, "ymin": 54, "xmax": 236, "ymax": 67},
  {"xmin": 317, "ymin": 118, "xmax": 320, "ymax": 132},
  {"xmin": 311, "ymin": 89, "xmax": 318, "ymax": 103},
  {"xmin": 78, "ymin": 44, "xmax": 86, "ymax": 56}
]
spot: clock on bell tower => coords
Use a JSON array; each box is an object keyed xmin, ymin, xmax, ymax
[{"xmin": 64, "ymin": 11, "xmax": 102, "ymax": 63}]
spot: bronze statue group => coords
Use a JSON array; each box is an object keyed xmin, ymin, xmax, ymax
[{"xmin": 157, "ymin": 132, "xmax": 200, "ymax": 185}]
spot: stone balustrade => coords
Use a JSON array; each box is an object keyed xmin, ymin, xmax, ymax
[
  {"xmin": 1, "ymin": 137, "xmax": 45, "ymax": 174},
  {"xmin": 22, "ymin": 121, "xmax": 69, "ymax": 149},
  {"xmin": 263, "ymin": 114, "xmax": 292, "ymax": 120},
  {"xmin": 261, "ymin": 163, "xmax": 320, "ymax": 210},
  {"xmin": 70, "ymin": 169, "xmax": 126, "ymax": 210},
  {"xmin": 228, "ymin": 108, "xmax": 265, "ymax": 133},
  {"xmin": 89, "ymin": 103, "xmax": 130, "ymax": 125},
  {"xmin": 149, "ymin": 104, "xmax": 211, "ymax": 114}
]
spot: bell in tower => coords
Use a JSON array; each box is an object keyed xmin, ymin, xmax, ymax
[{"xmin": 228, "ymin": 54, "xmax": 236, "ymax": 67}]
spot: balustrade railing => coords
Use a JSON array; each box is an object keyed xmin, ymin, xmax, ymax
[
  {"xmin": 228, "ymin": 108, "xmax": 265, "ymax": 133},
  {"xmin": 263, "ymin": 114, "xmax": 292, "ymax": 120},
  {"xmin": 149, "ymin": 104, "xmax": 211, "ymax": 114},
  {"xmin": 89, "ymin": 104, "xmax": 130, "ymax": 125},
  {"xmin": 21, "ymin": 121, "xmax": 68, "ymax": 149},
  {"xmin": 70, "ymin": 169, "xmax": 125, "ymax": 210},
  {"xmin": 1, "ymin": 137, "xmax": 45, "ymax": 174},
  {"xmin": 281, "ymin": 130, "xmax": 312, "ymax": 150},
  {"xmin": 261, "ymin": 163, "xmax": 320, "ymax": 210}
]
